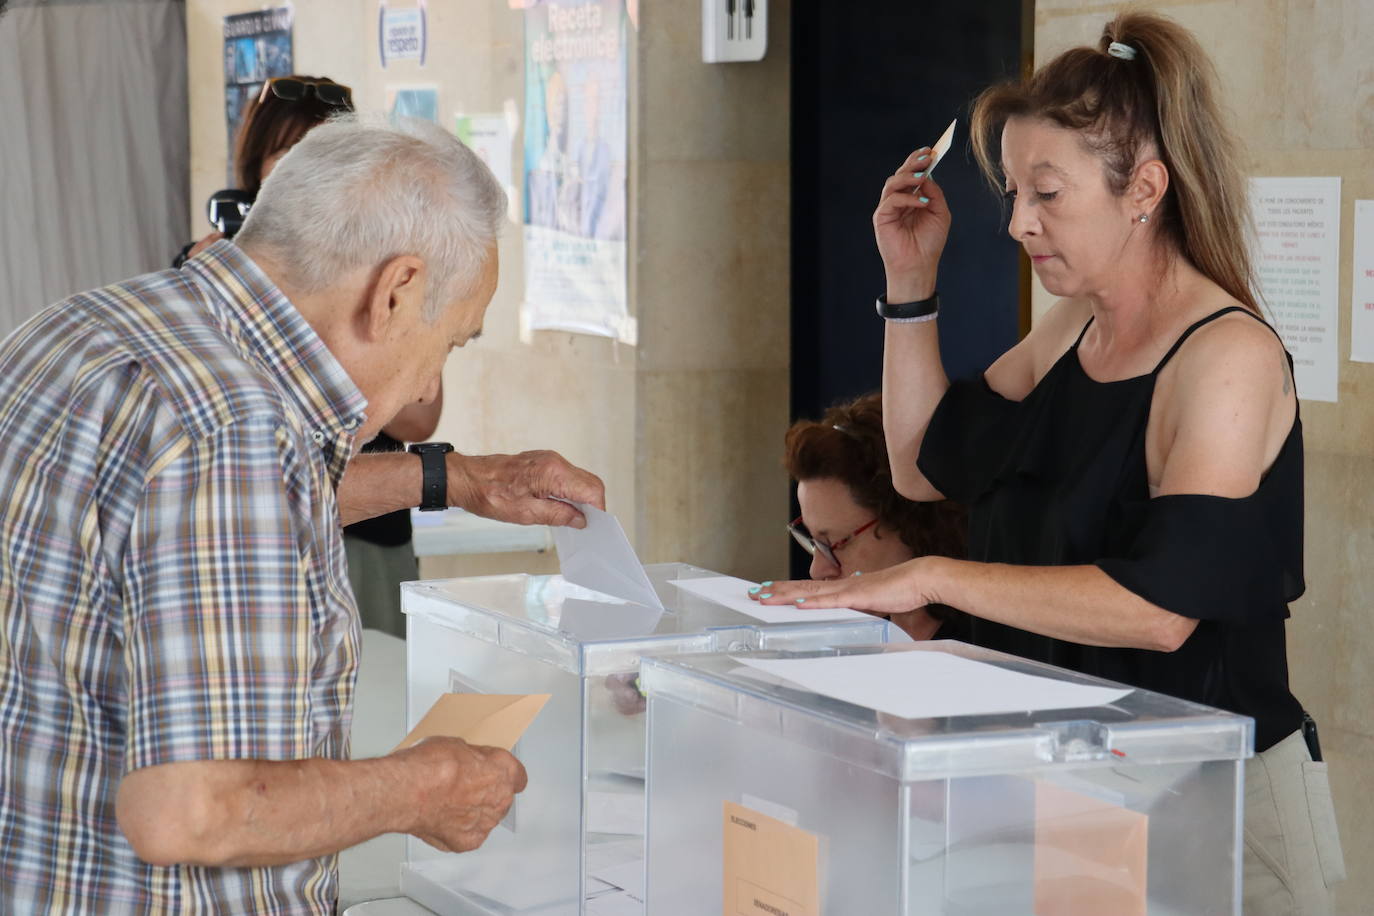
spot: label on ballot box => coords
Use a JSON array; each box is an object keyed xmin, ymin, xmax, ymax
[{"xmin": 723, "ymin": 801, "xmax": 819, "ymax": 916}]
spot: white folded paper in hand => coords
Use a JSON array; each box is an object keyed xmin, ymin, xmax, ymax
[{"xmin": 553, "ymin": 502, "xmax": 663, "ymax": 611}]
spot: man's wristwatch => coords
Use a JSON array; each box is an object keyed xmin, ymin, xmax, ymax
[
  {"xmin": 407, "ymin": 442, "xmax": 455, "ymax": 511},
  {"xmin": 875, "ymin": 291, "xmax": 940, "ymax": 323}
]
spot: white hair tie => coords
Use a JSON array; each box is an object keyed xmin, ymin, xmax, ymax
[{"xmin": 1107, "ymin": 41, "xmax": 1137, "ymax": 61}]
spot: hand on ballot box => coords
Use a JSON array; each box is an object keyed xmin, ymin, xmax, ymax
[
  {"xmin": 751, "ymin": 556, "xmax": 942, "ymax": 616},
  {"xmin": 448, "ymin": 449, "xmax": 606, "ymax": 529},
  {"xmin": 391, "ymin": 736, "xmax": 529, "ymax": 854}
]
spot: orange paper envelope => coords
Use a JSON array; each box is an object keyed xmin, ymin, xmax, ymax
[
  {"xmin": 1033, "ymin": 781, "xmax": 1148, "ymax": 916},
  {"xmin": 394, "ymin": 693, "xmax": 551, "ymax": 753},
  {"xmin": 723, "ymin": 800, "xmax": 820, "ymax": 916}
]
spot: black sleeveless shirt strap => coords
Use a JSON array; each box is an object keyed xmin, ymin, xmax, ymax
[
  {"xmin": 917, "ymin": 376, "xmax": 1023, "ymax": 504},
  {"xmin": 1096, "ymin": 492, "xmax": 1303, "ymax": 623},
  {"xmin": 1151, "ymin": 306, "xmax": 1256, "ymax": 374}
]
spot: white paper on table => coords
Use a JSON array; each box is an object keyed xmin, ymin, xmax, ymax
[
  {"xmin": 734, "ymin": 650, "xmax": 1132, "ymax": 720},
  {"xmin": 553, "ymin": 503, "xmax": 664, "ymax": 612},
  {"xmin": 1352, "ymin": 201, "xmax": 1374, "ymax": 362},
  {"xmin": 1249, "ymin": 176, "xmax": 1341, "ymax": 402},
  {"xmin": 589, "ymin": 858, "xmax": 645, "ymax": 901},
  {"xmin": 586, "ymin": 790, "xmax": 645, "ymax": 836},
  {"xmin": 669, "ymin": 575, "xmax": 873, "ymax": 625}
]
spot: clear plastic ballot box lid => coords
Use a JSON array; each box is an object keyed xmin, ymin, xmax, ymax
[
  {"xmin": 400, "ymin": 561, "xmax": 892, "ymax": 677},
  {"xmin": 640, "ymin": 641, "xmax": 1253, "ymax": 781}
]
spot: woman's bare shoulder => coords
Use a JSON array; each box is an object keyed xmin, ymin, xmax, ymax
[{"xmin": 985, "ymin": 297, "xmax": 1091, "ymax": 400}]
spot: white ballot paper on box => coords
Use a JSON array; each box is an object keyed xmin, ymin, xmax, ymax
[
  {"xmin": 669, "ymin": 574, "xmax": 874, "ymax": 625},
  {"xmin": 735, "ymin": 650, "xmax": 1132, "ymax": 720},
  {"xmin": 553, "ymin": 502, "xmax": 663, "ymax": 610}
]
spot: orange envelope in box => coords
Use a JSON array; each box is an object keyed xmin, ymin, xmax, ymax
[
  {"xmin": 1033, "ymin": 782, "xmax": 1148, "ymax": 916},
  {"xmin": 393, "ymin": 693, "xmax": 551, "ymax": 753}
]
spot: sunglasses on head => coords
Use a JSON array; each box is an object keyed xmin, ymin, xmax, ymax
[{"xmin": 258, "ymin": 77, "xmax": 353, "ymax": 108}]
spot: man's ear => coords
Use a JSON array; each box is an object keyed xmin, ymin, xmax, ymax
[
  {"xmin": 359, "ymin": 255, "xmax": 426, "ymax": 342},
  {"xmin": 1128, "ymin": 158, "xmax": 1170, "ymax": 220}
]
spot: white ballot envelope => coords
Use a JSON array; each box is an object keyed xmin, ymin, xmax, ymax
[
  {"xmin": 928, "ymin": 118, "xmax": 957, "ymax": 174},
  {"xmin": 553, "ymin": 502, "xmax": 665, "ymax": 612}
]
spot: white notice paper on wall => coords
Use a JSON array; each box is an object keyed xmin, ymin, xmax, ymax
[
  {"xmin": 734, "ymin": 649, "xmax": 1132, "ymax": 720},
  {"xmin": 1249, "ymin": 177, "xmax": 1341, "ymax": 402},
  {"xmin": 1351, "ymin": 201, "xmax": 1374, "ymax": 362}
]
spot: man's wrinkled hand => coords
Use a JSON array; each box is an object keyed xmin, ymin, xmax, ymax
[
  {"xmin": 399, "ymin": 737, "xmax": 528, "ymax": 854},
  {"xmin": 446, "ymin": 450, "xmax": 606, "ymax": 528}
]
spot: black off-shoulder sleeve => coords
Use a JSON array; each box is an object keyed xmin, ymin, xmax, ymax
[
  {"xmin": 916, "ymin": 376, "xmax": 1022, "ymax": 504},
  {"xmin": 1096, "ymin": 492, "xmax": 1304, "ymax": 623}
]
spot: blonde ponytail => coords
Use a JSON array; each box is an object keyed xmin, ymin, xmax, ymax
[{"xmin": 971, "ymin": 10, "xmax": 1258, "ymax": 312}]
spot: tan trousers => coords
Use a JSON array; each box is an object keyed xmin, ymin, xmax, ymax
[{"xmin": 1244, "ymin": 729, "xmax": 1346, "ymax": 916}]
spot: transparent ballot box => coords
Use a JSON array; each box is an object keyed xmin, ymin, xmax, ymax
[
  {"xmin": 641, "ymin": 642, "xmax": 1251, "ymax": 916},
  {"xmin": 399, "ymin": 563, "xmax": 892, "ymax": 915}
]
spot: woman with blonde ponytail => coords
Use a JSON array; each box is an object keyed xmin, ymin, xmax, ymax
[{"xmin": 753, "ymin": 11, "xmax": 1344, "ymax": 913}]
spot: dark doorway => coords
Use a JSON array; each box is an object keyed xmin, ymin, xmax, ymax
[{"xmin": 789, "ymin": 1, "xmax": 1028, "ymax": 577}]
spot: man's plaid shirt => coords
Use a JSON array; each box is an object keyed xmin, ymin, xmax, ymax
[{"xmin": 0, "ymin": 242, "xmax": 366, "ymax": 913}]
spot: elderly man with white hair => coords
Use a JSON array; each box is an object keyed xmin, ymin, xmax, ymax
[{"xmin": 0, "ymin": 115, "xmax": 603, "ymax": 914}]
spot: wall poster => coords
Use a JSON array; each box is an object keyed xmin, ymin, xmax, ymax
[
  {"xmin": 1249, "ymin": 176, "xmax": 1341, "ymax": 403},
  {"xmin": 521, "ymin": 0, "xmax": 631, "ymax": 344},
  {"xmin": 1351, "ymin": 201, "xmax": 1374, "ymax": 363},
  {"xmin": 222, "ymin": 8, "xmax": 294, "ymax": 184}
]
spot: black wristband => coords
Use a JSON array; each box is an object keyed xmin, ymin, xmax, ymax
[
  {"xmin": 875, "ymin": 291, "xmax": 940, "ymax": 321},
  {"xmin": 407, "ymin": 442, "xmax": 454, "ymax": 511}
]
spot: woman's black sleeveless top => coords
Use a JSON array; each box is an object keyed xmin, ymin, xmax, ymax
[{"xmin": 918, "ymin": 307, "xmax": 1304, "ymax": 752}]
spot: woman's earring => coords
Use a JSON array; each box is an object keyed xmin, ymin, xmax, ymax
[{"xmin": 1137, "ymin": 213, "xmax": 1150, "ymax": 223}]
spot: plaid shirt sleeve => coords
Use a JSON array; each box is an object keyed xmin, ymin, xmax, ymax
[{"xmin": 122, "ymin": 414, "xmax": 319, "ymax": 769}]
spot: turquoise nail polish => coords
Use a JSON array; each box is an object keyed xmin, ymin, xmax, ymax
[
  {"xmin": 760, "ymin": 593, "xmax": 772, "ymax": 599},
  {"xmin": 761, "ymin": 581, "xmax": 773, "ymax": 587},
  {"xmin": 917, "ymin": 154, "xmax": 930, "ymax": 162},
  {"xmin": 913, "ymin": 171, "xmax": 925, "ymax": 179},
  {"xmin": 795, "ymin": 598, "xmax": 806, "ymax": 604},
  {"xmin": 748, "ymin": 586, "xmax": 761, "ymax": 595},
  {"xmin": 919, "ymin": 196, "xmax": 930, "ymax": 204}
]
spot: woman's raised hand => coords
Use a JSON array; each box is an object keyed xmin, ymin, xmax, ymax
[{"xmin": 873, "ymin": 148, "xmax": 952, "ymax": 303}]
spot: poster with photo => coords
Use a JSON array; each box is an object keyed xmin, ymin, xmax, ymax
[
  {"xmin": 223, "ymin": 8, "xmax": 294, "ymax": 184},
  {"xmin": 521, "ymin": 0, "xmax": 631, "ymax": 343},
  {"xmin": 387, "ymin": 85, "xmax": 440, "ymax": 124}
]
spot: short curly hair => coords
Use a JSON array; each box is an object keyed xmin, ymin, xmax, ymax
[{"xmin": 784, "ymin": 392, "xmax": 967, "ymax": 561}]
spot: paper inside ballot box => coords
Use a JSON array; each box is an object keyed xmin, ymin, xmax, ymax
[
  {"xmin": 394, "ymin": 693, "xmax": 551, "ymax": 753},
  {"xmin": 1033, "ymin": 781, "xmax": 1148, "ymax": 916},
  {"xmin": 723, "ymin": 800, "xmax": 819, "ymax": 916}
]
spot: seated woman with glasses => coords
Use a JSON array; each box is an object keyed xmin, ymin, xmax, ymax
[{"xmin": 784, "ymin": 392, "xmax": 968, "ymax": 640}]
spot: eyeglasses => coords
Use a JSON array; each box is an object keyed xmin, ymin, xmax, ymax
[
  {"xmin": 788, "ymin": 516, "xmax": 878, "ymax": 568},
  {"xmin": 258, "ymin": 77, "xmax": 354, "ymax": 108}
]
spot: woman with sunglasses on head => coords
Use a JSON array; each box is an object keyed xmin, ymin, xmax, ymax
[
  {"xmin": 175, "ymin": 76, "xmax": 354, "ymax": 265},
  {"xmin": 177, "ymin": 75, "xmax": 442, "ymax": 638},
  {"xmin": 755, "ymin": 12, "xmax": 1343, "ymax": 913},
  {"xmin": 783, "ymin": 392, "xmax": 968, "ymax": 641}
]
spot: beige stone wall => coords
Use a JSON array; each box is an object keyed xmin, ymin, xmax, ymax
[
  {"xmin": 1035, "ymin": 2, "xmax": 1372, "ymax": 908},
  {"xmin": 186, "ymin": 1, "xmax": 790, "ymax": 581}
]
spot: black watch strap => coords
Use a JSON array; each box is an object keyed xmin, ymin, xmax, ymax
[
  {"xmin": 875, "ymin": 291, "xmax": 940, "ymax": 321},
  {"xmin": 407, "ymin": 442, "xmax": 454, "ymax": 511}
]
